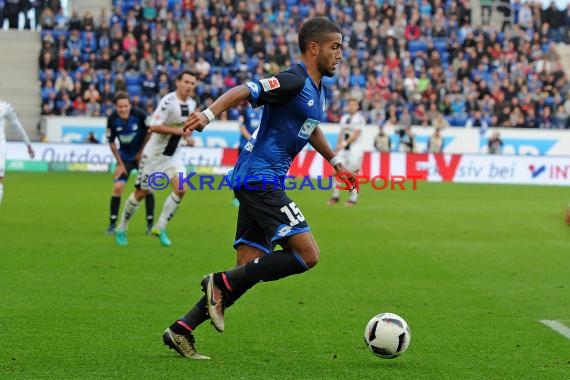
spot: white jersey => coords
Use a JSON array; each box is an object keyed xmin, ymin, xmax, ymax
[
  {"xmin": 339, "ymin": 111, "xmax": 366, "ymax": 154},
  {"xmin": 143, "ymin": 92, "xmax": 196, "ymax": 157},
  {"xmin": 0, "ymin": 100, "xmax": 31, "ymax": 146}
]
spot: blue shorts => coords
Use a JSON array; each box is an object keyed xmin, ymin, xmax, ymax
[{"xmin": 233, "ymin": 186, "xmax": 311, "ymax": 253}]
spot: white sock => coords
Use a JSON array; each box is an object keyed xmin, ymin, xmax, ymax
[
  {"xmin": 0, "ymin": 183, "xmax": 3, "ymax": 205},
  {"xmin": 349, "ymin": 188, "xmax": 359, "ymax": 203},
  {"xmin": 331, "ymin": 177, "xmax": 340, "ymax": 199},
  {"xmin": 156, "ymin": 193, "xmax": 182, "ymax": 230},
  {"xmin": 118, "ymin": 193, "xmax": 140, "ymax": 230}
]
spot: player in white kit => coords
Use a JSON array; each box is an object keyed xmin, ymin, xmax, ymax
[
  {"xmin": 0, "ymin": 100, "xmax": 35, "ymax": 205},
  {"xmin": 115, "ymin": 71, "xmax": 197, "ymax": 247},
  {"xmin": 328, "ymin": 98, "xmax": 365, "ymax": 206}
]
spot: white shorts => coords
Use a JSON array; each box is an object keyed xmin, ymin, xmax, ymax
[
  {"xmin": 338, "ymin": 150, "xmax": 363, "ymax": 173},
  {"xmin": 135, "ymin": 154, "xmax": 186, "ymax": 191}
]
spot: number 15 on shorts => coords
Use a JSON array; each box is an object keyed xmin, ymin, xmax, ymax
[{"xmin": 280, "ymin": 202, "xmax": 306, "ymax": 226}]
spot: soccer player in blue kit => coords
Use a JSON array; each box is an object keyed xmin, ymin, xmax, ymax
[
  {"xmin": 162, "ymin": 17, "xmax": 357, "ymax": 359},
  {"xmin": 106, "ymin": 91, "xmax": 154, "ymax": 235}
]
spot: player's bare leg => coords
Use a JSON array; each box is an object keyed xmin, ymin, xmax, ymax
[{"xmin": 566, "ymin": 203, "xmax": 570, "ymax": 225}]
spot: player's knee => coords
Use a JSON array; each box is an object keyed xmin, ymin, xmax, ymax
[
  {"xmin": 236, "ymin": 245, "xmax": 264, "ymax": 265},
  {"xmin": 113, "ymin": 182, "xmax": 125, "ymax": 195}
]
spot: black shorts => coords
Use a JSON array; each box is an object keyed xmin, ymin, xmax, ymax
[
  {"xmin": 115, "ymin": 160, "xmax": 139, "ymax": 182},
  {"xmin": 233, "ymin": 187, "xmax": 311, "ymax": 253}
]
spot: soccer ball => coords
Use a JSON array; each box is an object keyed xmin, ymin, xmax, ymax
[{"xmin": 364, "ymin": 313, "xmax": 411, "ymax": 359}]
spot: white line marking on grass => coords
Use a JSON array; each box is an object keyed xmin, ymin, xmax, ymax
[{"xmin": 540, "ymin": 320, "xmax": 570, "ymax": 340}]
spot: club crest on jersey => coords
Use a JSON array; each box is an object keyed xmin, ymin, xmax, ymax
[
  {"xmin": 260, "ymin": 77, "xmax": 280, "ymax": 92},
  {"xmin": 298, "ymin": 118, "xmax": 319, "ymax": 139}
]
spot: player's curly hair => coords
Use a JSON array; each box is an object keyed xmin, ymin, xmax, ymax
[{"xmin": 298, "ymin": 17, "xmax": 342, "ymax": 53}]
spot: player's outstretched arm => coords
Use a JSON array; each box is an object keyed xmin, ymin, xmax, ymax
[
  {"xmin": 184, "ymin": 85, "xmax": 251, "ymax": 134},
  {"xmin": 148, "ymin": 125, "xmax": 185, "ymax": 136}
]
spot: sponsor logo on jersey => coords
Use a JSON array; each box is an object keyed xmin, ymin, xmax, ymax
[
  {"xmin": 307, "ymin": 99, "xmax": 314, "ymax": 107},
  {"xmin": 277, "ymin": 225, "xmax": 292, "ymax": 237},
  {"xmin": 298, "ymin": 118, "xmax": 319, "ymax": 139},
  {"xmin": 180, "ymin": 104, "xmax": 189, "ymax": 117},
  {"xmin": 246, "ymin": 81, "xmax": 259, "ymax": 95},
  {"xmin": 260, "ymin": 77, "xmax": 280, "ymax": 92},
  {"xmin": 119, "ymin": 132, "xmax": 137, "ymax": 144}
]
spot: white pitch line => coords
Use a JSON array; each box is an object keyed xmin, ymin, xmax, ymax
[{"xmin": 540, "ymin": 320, "xmax": 570, "ymax": 340}]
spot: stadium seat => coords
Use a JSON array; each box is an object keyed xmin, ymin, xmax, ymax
[
  {"xmin": 452, "ymin": 115, "xmax": 468, "ymax": 127},
  {"xmin": 125, "ymin": 72, "xmax": 141, "ymax": 86},
  {"xmin": 408, "ymin": 40, "xmax": 428, "ymax": 54},
  {"xmin": 127, "ymin": 85, "xmax": 142, "ymax": 97}
]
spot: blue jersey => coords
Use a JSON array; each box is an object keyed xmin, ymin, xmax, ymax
[
  {"xmin": 231, "ymin": 62, "xmax": 327, "ymax": 187},
  {"xmin": 238, "ymin": 106, "xmax": 263, "ymax": 150},
  {"xmin": 106, "ymin": 107, "xmax": 149, "ymax": 162}
]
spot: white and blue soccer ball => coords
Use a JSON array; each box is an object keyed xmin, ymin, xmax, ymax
[{"xmin": 364, "ymin": 312, "xmax": 411, "ymax": 359}]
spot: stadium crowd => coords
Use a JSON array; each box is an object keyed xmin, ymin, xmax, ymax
[{"xmin": 35, "ymin": 0, "xmax": 570, "ymax": 129}]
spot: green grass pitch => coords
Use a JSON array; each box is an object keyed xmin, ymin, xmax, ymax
[{"xmin": 1, "ymin": 172, "xmax": 569, "ymax": 379}]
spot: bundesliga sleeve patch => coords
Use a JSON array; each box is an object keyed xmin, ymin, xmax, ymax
[{"xmin": 260, "ymin": 77, "xmax": 280, "ymax": 92}]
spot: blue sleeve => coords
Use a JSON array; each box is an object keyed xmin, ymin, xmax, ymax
[
  {"xmin": 245, "ymin": 67, "xmax": 305, "ymax": 107},
  {"xmin": 106, "ymin": 114, "xmax": 116, "ymax": 144}
]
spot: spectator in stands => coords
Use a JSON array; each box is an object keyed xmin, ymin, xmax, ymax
[
  {"xmin": 57, "ymin": 92, "xmax": 73, "ymax": 116},
  {"xmin": 141, "ymin": 70, "xmax": 158, "ymax": 99},
  {"xmin": 538, "ymin": 106, "xmax": 555, "ymax": 129},
  {"xmin": 524, "ymin": 106, "xmax": 539, "ymax": 128},
  {"xmin": 488, "ymin": 132, "xmax": 503, "ymax": 154},
  {"xmin": 83, "ymin": 10, "xmax": 95, "ymax": 31},
  {"xmin": 112, "ymin": 54, "xmax": 127, "ymax": 73},
  {"xmin": 374, "ymin": 126, "xmax": 391, "ymax": 153},
  {"xmin": 84, "ymin": 131, "xmax": 100, "ymax": 144},
  {"xmin": 122, "ymin": 32, "xmax": 137, "ymax": 53},
  {"xmin": 85, "ymin": 97, "xmax": 101, "ymax": 117},
  {"xmin": 398, "ymin": 126, "xmax": 415, "ymax": 153},
  {"xmin": 466, "ymin": 110, "xmax": 489, "ymax": 130},
  {"xmin": 68, "ymin": 9, "xmax": 82, "ymax": 31},
  {"xmin": 53, "ymin": 7, "xmax": 68, "ymax": 30},
  {"xmin": 5, "ymin": 0, "xmax": 19, "ymax": 29},
  {"xmin": 432, "ymin": 112, "xmax": 451, "ymax": 129},
  {"xmin": 554, "ymin": 104, "xmax": 569, "ymax": 129},
  {"xmin": 39, "ymin": 50, "xmax": 57, "ymax": 71},
  {"xmin": 428, "ymin": 127, "xmax": 444, "ymax": 153},
  {"xmin": 55, "ymin": 69, "xmax": 74, "ymax": 94}
]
